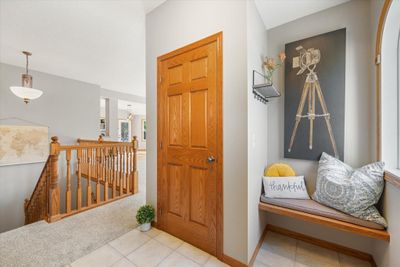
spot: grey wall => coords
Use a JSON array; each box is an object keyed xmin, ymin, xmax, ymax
[
  {"xmin": 0, "ymin": 63, "xmax": 145, "ymax": 233},
  {"xmin": 266, "ymin": 0, "xmax": 375, "ymax": 253},
  {"xmin": 246, "ymin": 0, "xmax": 268, "ymax": 260},
  {"xmin": 0, "ymin": 63, "xmax": 100, "ymax": 232},
  {"xmin": 146, "ymin": 0, "xmax": 249, "ymax": 263}
]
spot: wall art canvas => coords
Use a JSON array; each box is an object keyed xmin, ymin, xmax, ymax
[
  {"xmin": 0, "ymin": 125, "xmax": 49, "ymax": 166},
  {"xmin": 284, "ymin": 28, "xmax": 345, "ymax": 161}
]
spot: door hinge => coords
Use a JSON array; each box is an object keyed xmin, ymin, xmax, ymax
[
  {"xmin": 159, "ymin": 208, "xmax": 163, "ymax": 216},
  {"xmin": 160, "ymin": 141, "xmax": 163, "ymax": 149}
]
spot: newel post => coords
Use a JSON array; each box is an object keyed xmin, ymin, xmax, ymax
[
  {"xmin": 98, "ymin": 135, "xmax": 104, "ymax": 143},
  {"xmin": 48, "ymin": 136, "xmax": 61, "ymax": 222},
  {"xmin": 132, "ymin": 136, "xmax": 139, "ymax": 194}
]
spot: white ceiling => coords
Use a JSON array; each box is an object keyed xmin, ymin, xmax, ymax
[
  {"xmin": 254, "ymin": 0, "xmax": 350, "ymax": 30},
  {"xmin": 0, "ymin": 0, "xmax": 350, "ymax": 97},
  {"xmin": 0, "ymin": 0, "xmax": 150, "ymax": 97},
  {"xmin": 142, "ymin": 0, "xmax": 167, "ymax": 13}
]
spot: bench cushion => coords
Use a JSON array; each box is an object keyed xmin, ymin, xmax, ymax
[{"xmin": 260, "ymin": 196, "xmax": 385, "ymax": 230}]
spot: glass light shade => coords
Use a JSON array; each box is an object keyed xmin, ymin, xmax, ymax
[{"xmin": 10, "ymin": 86, "xmax": 43, "ymax": 103}]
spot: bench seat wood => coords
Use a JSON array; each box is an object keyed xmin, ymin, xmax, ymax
[{"xmin": 259, "ymin": 202, "xmax": 390, "ymax": 241}]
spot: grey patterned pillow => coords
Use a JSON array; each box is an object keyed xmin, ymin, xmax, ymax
[{"xmin": 312, "ymin": 152, "xmax": 387, "ymax": 227}]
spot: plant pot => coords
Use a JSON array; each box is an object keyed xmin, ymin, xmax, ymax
[{"xmin": 139, "ymin": 222, "xmax": 151, "ymax": 232}]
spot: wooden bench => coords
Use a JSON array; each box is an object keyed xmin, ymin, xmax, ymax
[{"xmin": 259, "ymin": 201, "xmax": 390, "ymax": 241}]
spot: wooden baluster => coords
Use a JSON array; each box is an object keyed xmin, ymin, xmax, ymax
[
  {"xmin": 96, "ymin": 147, "xmax": 101, "ymax": 204},
  {"xmin": 87, "ymin": 148, "xmax": 92, "ymax": 206},
  {"xmin": 119, "ymin": 146, "xmax": 123, "ymax": 195},
  {"xmin": 49, "ymin": 136, "xmax": 61, "ymax": 222},
  {"xmin": 132, "ymin": 136, "xmax": 139, "ymax": 194},
  {"xmin": 77, "ymin": 149, "xmax": 82, "ymax": 210},
  {"xmin": 103, "ymin": 147, "xmax": 108, "ymax": 202},
  {"xmin": 129, "ymin": 145, "xmax": 133, "ymax": 193},
  {"xmin": 112, "ymin": 147, "xmax": 117, "ymax": 198},
  {"xmin": 121, "ymin": 146, "xmax": 126, "ymax": 195},
  {"xmin": 126, "ymin": 145, "xmax": 130, "ymax": 194},
  {"xmin": 66, "ymin": 149, "xmax": 72, "ymax": 214}
]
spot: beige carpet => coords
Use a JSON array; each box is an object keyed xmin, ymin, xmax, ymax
[
  {"xmin": 0, "ymin": 158, "xmax": 146, "ymax": 267},
  {"xmin": 0, "ymin": 192, "xmax": 145, "ymax": 267}
]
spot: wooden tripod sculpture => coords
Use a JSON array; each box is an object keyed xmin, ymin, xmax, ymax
[{"xmin": 287, "ymin": 71, "xmax": 339, "ymax": 158}]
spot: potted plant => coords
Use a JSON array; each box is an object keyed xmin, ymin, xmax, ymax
[{"xmin": 136, "ymin": 204, "xmax": 155, "ymax": 232}]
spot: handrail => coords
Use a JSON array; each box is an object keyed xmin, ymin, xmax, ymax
[
  {"xmin": 25, "ymin": 135, "xmax": 139, "ymax": 224},
  {"xmin": 59, "ymin": 143, "xmax": 134, "ymax": 150},
  {"xmin": 77, "ymin": 135, "xmax": 131, "ymax": 145}
]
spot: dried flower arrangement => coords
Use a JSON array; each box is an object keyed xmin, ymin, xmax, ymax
[{"xmin": 263, "ymin": 52, "xmax": 286, "ymax": 85}]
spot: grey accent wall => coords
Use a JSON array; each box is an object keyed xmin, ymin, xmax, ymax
[{"xmin": 266, "ymin": 0, "xmax": 375, "ymax": 253}]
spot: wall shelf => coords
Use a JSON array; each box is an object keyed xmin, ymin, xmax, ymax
[{"xmin": 252, "ymin": 70, "xmax": 281, "ymax": 104}]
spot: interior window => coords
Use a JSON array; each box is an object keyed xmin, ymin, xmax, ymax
[{"xmin": 118, "ymin": 119, "xmax": 131, "ymax": 142}]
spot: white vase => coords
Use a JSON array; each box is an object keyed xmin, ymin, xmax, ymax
[{"xmin": 139, "ymin": 222, "xmax": 151, "ymax": 232}]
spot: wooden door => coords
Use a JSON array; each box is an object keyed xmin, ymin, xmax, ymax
[{"xmin": 157, "ymin": 33, "xmax": 222, "ymax": 257}]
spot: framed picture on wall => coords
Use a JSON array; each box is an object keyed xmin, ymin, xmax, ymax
[
  {"xmin": 141, "ymin": 119, "xmax": 146, "ymax": 141},
  {"xmin": 284, "ymin": 28, "xmax": 346, "ymax": 161}
]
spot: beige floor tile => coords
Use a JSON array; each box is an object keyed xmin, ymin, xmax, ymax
[
  {"xmin": 126, "ymin": 239, "xmax": 172, "ymax": 267},
  {"xmin": 109, "ymin": 229, "xmax": 151, "ymax": 255},
  {"xmin": 112, "ymin": 258, "xmax": 137, "ymax": 267},
  {"xmin": 256, "ymin": 232, "xmax": 296, "ymax": 267},
  {"xmin": 204, "ymin": 256, "xmax": 230, "ymax": 267},
  {"xmin": 295, "ymin": 241, "xmax": 340, "ymax": 267},
  {"xmin": 71, "ymin": 244, "xmax": 122, "ymax": 267},
  {"xmin": 143, "ymin": 227, "xmax": 162, "ymax": 238},
  {"xmin": 338, "ymin": 254, "xmax": 371, "ymax": 267},
  {"xmin": 158, "ymin": 252, "xmax": 200, "ymax": 267},
  {"xmin": 253, "ymin": 260, "xmax": 271, "ymax": 267},
  {"xmin": 154, "ymin": 232, "xmax": 184, "ymax": 249},
  {"xmin": 176, "ymin": 242, "xmax": 210, "ymax": 265}
]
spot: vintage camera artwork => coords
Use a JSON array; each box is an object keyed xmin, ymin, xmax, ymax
[
  {"xmin": 287, "ymin": 45, "xmax": 339, "ymax": 158},
  {"xmin": 292, "ymin": 46, "xmax": 321, "ymax": 75}
]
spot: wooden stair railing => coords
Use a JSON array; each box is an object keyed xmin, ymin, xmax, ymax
[
  {"xmin": 24, "ymin": 136, "xmax": 139, "ymax": 224},
  {"xmin": 24, "ymin": 156, "xmax": 51, "ymax": 225}
]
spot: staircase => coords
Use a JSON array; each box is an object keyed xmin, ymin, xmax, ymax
[{"xmin": 24, "ymin": 136, "xmax": 139, "ymax": 224}]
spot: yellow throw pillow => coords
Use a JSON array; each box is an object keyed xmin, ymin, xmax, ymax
[{"xmin": 264, "ymin": 163, "xmax": 296, "ymax": 177}]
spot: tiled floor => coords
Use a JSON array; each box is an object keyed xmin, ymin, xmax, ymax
[
  {"xmin": 254, "ymin": 232, "xmax": 372, "ymax": 267},
  {"xmin": 69, "ymin": 227, "xmax": 229, "ymax": 267}
]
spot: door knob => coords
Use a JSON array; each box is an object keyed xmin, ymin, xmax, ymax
[{"xmin": 207, "ymin": 156, "xmax": 216, "ymax": 163}]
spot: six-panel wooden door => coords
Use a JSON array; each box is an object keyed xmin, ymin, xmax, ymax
[{"xmin": 157, "ymin": 33, "xmax": 222, "ymax": 256}]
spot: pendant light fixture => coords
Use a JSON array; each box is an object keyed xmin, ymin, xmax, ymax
[{"xmin": 10, "ymin": 51, "xmax": 43, "ymax": 104}]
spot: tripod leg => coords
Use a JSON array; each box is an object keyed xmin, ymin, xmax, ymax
[
  {"xmin": 288, "ymin": 82, "xmax": 310, "ymax": 152},
  {"xmin": 309, "ymin": 82, "xmax": 316, "ymax": 150},
  {"xmin": 315, "ymin": 80, "xmax": 339, "ymax": 158}
]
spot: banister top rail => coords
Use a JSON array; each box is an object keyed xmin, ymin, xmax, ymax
[
  {"xmin": 58, "ymin": 142, "xmax": 134, "ymax": 151},
  {"xmin": 77, "ymin": 135, "xmax": 132, "ymax": 145}
]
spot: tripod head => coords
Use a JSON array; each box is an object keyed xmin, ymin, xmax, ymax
[{"xmin": 292, "ymin": 46, "xmax": 321, "ymax": 76}]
